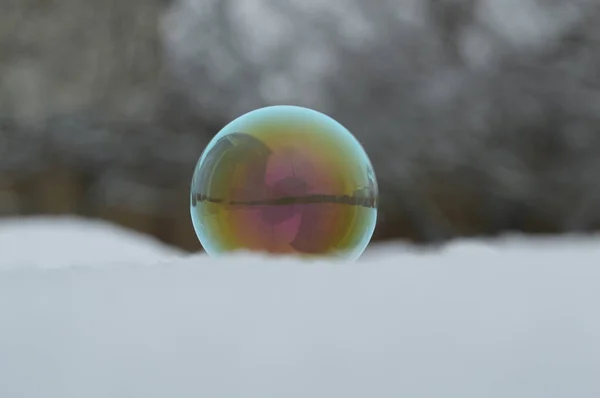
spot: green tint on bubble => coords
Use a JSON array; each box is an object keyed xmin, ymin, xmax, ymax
[{"xmin": 190, "ymin": 105, "xmax": 378, "ymax": 261}]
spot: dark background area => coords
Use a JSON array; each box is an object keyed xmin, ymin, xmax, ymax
[{"xmin": 2, "ymin": 0, "xmax": 600, "ymax": 252}]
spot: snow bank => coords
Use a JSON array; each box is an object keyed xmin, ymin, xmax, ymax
[
  {"xmin": 0, "ymin": 217, "xmax": 599, "ymax": 398},
  {"xmin": 0, "ymin": 217, "xmax": 184, "ymax": 270}
]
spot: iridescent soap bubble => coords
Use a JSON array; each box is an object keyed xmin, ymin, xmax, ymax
[{"xmin": 190, "ymin": 105, "xmax": 378, "ymax": 261}]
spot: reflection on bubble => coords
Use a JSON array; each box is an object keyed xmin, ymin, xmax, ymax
[{"xmin": 190, "ymin": 105, "xmax": 378, "ymax": 261}]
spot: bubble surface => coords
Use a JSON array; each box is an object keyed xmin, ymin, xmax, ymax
[{"xmin": 190, "ymin": 105, "xmax": 378, "ymax": 261}]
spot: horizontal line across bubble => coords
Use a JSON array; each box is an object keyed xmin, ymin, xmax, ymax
[{"xmin": 191, "ymin": 193, "xmax": 376, "ymax": 208}]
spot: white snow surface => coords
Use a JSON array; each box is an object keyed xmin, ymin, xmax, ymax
[
  {"xmin": 1, "ymin": 217, "xmax": 600, "ymax": 398},
  {"xmin": 0, "ymin": 217, "xmax": 184, "ymax": 270}
]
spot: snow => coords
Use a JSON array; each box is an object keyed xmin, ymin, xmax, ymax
[
  {"xmin": 0, "ymin": 217, "xmax": 183, "ymax": 270},
  {"xmin": 1, "ymin": 217, "xmax": 600, "ymax": 397}
]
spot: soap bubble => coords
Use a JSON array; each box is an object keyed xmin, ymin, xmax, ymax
[{"xmin": 190, "ymin": 105, "xmax": 378, "ymax": 261}]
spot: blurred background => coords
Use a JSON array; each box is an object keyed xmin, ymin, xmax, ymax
[{"xmin": 2, "ymin": 0, "xmax": 600, "ymax": 252}]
